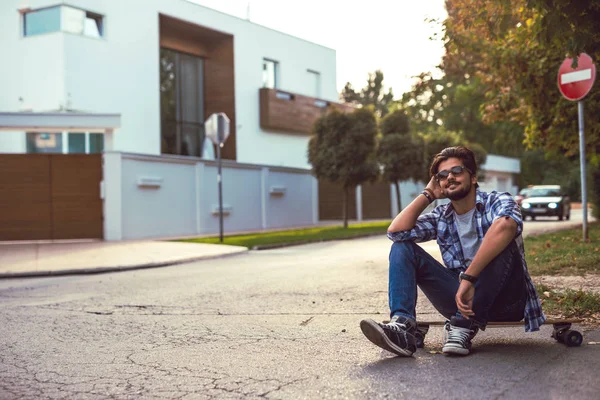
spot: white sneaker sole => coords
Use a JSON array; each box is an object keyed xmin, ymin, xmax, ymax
[
  {"xmin": 360, "ymin": 319, "xmax": 414, "ymax": 357},
  {"xmin": 442, "ymin": 344, "xmax": 470, "ymax": 356}
]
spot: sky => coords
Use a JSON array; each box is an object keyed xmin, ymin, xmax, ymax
[{"xmin": 188, "ymin": 0, "xmax": 448, "ymax": 99}]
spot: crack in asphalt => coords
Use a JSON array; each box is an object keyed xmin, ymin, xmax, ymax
[
  {"xmin": 2, "ymin": 362, "xmax": 307, "ymax": 399},
  {"xmin": 3, "ymin": 321, "xmax": 311, "ymax": 398},
  {"xmin": 34, "ymin": 304, "xmax": 377, "ymax": 316}
]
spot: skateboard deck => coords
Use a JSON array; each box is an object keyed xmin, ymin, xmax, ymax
[{"xmin": 415, "ymin": 318, "xmax": 584, "ymax": 348}]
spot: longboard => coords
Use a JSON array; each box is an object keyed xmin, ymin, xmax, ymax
[{"xmin": 414, "ymin": 318, "xmax": 584, "ymax": 348}]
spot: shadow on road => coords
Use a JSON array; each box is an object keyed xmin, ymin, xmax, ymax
[{"xmin": 357, "ymin": 337, "xmax": 598, "ymax": 398}]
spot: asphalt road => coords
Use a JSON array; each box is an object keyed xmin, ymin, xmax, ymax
[{"xmin": 0, "ymin": 210, "xmax": 598, "ymax": 399}]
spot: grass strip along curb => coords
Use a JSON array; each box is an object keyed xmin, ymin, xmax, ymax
[
  {"xmin": 526, "ymin": 222, "xmax": 600, "ymax": 276},
  {"xmin": 180, "ymin": 221, "xmax": 390, "ymax": 249}
]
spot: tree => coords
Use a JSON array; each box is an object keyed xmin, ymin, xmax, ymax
[
  {"xmin": 341, "ymin": 70, "xmax": 395, "ymax": 117},
  {"xmin": 399, "ymin": 49, "xmax": 525, "ymax": 158},
  {"xmin": 441, "ymin": 0, "xmax": 600, "ymax": 160},
  {"xmin": 377, "ymin": 110, "xmax": 425, "ymax": 211},
  {"xmin": 525, "ymin": 0, "xmax": 600, "ymax": 60},
  {"xmin": 308, "ymin": 108, "xmax": 380, "ymax": 228}
]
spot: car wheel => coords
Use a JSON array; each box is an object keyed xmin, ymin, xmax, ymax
[{"xmin": 530, "ymin": 215, "xmax": 536, "ymax": 221}]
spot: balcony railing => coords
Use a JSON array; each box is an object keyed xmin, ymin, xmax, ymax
[{"xmin": 259, "ymin": 88, "xmax": 353, "ymax": 134}]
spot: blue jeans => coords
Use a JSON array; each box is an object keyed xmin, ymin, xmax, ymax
[{"xmin": 389, "ymin": 240, "xmax": 527, "ymax": 327}]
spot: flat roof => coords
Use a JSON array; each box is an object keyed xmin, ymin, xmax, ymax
[{"xmin": 0, "ymin": 112, "xmax": 121, "ymax": 133}]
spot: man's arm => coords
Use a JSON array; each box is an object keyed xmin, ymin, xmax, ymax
[
  {"xmin": 387, "ymin": 194, "xmax": 430, "ymax": 232},
  {"xmin": 388, "ymin": 176, "xmax": 445, "ymax": 233}
]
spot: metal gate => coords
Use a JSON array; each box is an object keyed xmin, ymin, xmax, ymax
[{"xmin": 0, "ymin": 154, "xmax": 103, "ymax": 240}]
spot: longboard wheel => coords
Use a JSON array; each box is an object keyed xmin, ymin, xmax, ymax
[{"xmin": 562, "ymin": 330, "xmax": 583, "ymax": 347}]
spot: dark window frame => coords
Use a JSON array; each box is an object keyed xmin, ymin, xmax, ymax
[{"xmin": 160, "ymin": 47, "xmax": 206, "ymax": 157}]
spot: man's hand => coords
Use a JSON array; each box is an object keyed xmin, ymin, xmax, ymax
[
  {"xmin": 456, "ymin": 280, "xmax": 475, "ymax": 317},
  {"xmin": 425, "ymin": 176, "xmax": 446, "ymax": 199}
]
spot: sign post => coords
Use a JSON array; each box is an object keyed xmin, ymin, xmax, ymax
[
  {"xmin": 558, "ymin": 53, "xmax": 596, "ymax": 241},
  {"xmin": 205, "ymin": 112, "xmax": 231, "ymax": 243}
]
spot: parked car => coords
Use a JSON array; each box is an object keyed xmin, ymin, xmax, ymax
[
  {"xmin": 513, "ymin": 187, "xmax": 533, "ymax": 206},
  {"xmin": 520, "ymin": 185, "xmax": 571, "ymax": 221}
]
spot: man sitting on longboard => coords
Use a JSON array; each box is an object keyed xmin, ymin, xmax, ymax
[{"xmin": 360, "ymin": 146, "xmax": 546, "ymax": 356}]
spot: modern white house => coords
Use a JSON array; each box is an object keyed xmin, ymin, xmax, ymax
[
  {"xmin": 0, "ymin": 0, "xmax": 348, "ymax": 241},
  {"xmin": 0, "ymin": 0, "xmax": 340, "ymax": 167},
  {"xmin": 0, "ymin": 0, "xmax": 521, "ymax": 242}
]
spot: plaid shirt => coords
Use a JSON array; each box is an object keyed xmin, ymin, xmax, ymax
[{"xmin": 387, "ymin": 189, "xmax": 546, "ymax": 332}]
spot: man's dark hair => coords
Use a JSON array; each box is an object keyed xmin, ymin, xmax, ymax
[{"xmin": 429, "ymin": 146, "xmax": 478, "ymax": 185}]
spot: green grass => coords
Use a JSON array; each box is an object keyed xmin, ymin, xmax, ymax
[
  {"xmin": 536, "ymin": 283, "xmax": 600, "ymax": 319},
  {"xmin": 180, "ymin": 221, "xmax": 390, "ymax": 249},
  {"xmin": 525, "ymin": 222, "xmax": 600, "ymax": 276}
]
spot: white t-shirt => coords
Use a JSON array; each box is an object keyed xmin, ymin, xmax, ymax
[{"xmin": 454, "ymin": 207, "xmax": 481, "ymax": 267}]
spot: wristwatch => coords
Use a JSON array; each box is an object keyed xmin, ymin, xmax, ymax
[{"xmin": 459, "ymin": 272, "xmax": 478, "ymax": 284}]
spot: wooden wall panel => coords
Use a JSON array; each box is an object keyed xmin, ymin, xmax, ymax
[
  {"xmin": 0, "ymin": 154, "xmax": 103, "ymax": 241},
  {"xmin": 51, "ymin": 155, "xmax": 103, "ymax": 240},
  {"xmin": 318, "ymin": 180, "xmax": 357, "ymax": 221},
  {"xmin": 204, "ymin": 37, "xmax": 236, "ymax": 160},
  {"xmin": 0, "ymin": 155, "xmax": 52, "ymax": 240},
  {"xmin": 159, "ymin": 15, "xmax": 218, "ymax": 58},
  {"xmin": 260, "ymin": 88, "xmax": 354, "ymax": 135},
  {"xmin": 160, "ymin": 35, "xmax": 210, "ymax": 58},
  {"xmin": 362, "ymin": 181, "xmax": 392, "ymax": 220}
]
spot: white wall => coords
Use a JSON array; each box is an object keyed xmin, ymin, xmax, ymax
[
  {"xmin": 0, "ymin": 0, "xmax": 338, "ymax": 168},
  {"xmin": 62, "ymin": 17, "xmax": 160, "ymax": 155},
  {"xmin": 0, "ymin": 0, "xmax": 67, "ymax": 152},
  {"xmin": 481, "ymin": 154, "xmax": 521, "ymax": 174},
  {"xmin": 120, "ymin": 156, "xmax": 198, "ymax": 239},
  {"xmin": 265, "ymin": 169, "xmax": 316, "ymax": 229},
  {"xmin": 104, "ymin": 152, "xmax": 319, "ymax": 240},
  {"xmin": 479, "ymin": 154, "xmax": 520, "ymax": 195},
  {"xmin": 198, "ymin": 163, "xmax": 264, "ymax": 234}
]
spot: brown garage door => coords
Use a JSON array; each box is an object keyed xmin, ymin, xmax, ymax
[
  {"xmin": 362, "ymin": 181, "xmax": 392, "ymax": 219},
  {"xmin": 0, "ymin": 154, "xmax": 103, "ymax": 241},
  {"xmin": 318, "ymin": 180, "xmax": 357, "ymax": 220}
]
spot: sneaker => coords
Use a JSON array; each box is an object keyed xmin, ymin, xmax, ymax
[
  {"xmin": 360, "ymin": 315, "xmax": 417, "ymax": 357},
  {"xmin": 442, "ymin": 316, "xmax": 479, "ymax": 356}
]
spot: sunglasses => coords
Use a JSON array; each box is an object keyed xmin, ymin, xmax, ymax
[{"xmin": 436, "ymin": 165, "xmax": 472, "ymax": 181}]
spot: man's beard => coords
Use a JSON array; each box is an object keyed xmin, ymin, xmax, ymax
[{"xmin": 445, "ymin": 180, "xmax": 471, "ymax": 201}]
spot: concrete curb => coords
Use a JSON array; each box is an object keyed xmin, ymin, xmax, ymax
[
  {"xmin": 0, "ymin": 248, "xmax": 248, "ymax": 279},
  {"xmin": 250, "ymin": 232, "xmax": 385, "ymax": 250}
]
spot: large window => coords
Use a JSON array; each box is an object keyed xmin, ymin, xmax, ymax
[
  {"xmin": 24, "ymin": 5, "xmax": 103, "ymax": 38},
  {"xmin": 26, "ymin": 132, "xmax": 104, "ymax": 154},
  {"xmin": 262, "ymin": 59, "xmax": 278, "ymax": 89},
  {"xmin": 160, "ymin": 48, "xmax": 205, "ymax": 157}
]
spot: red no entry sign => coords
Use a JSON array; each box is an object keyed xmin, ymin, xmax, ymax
[{"xmin": 557, "ymin": 53, "xmax": 596, "ymax": 101}]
